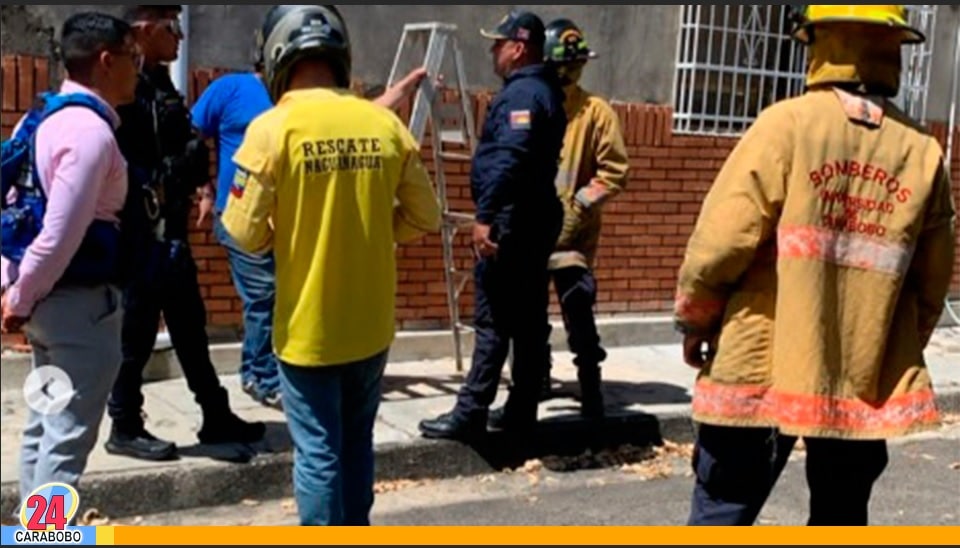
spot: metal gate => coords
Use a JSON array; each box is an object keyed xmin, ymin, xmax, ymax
[
  {"xmin": 894, "ymin": 5, "xmax": 939, "ymax": 123},
  {"xmin": 672, "ymin": 5, "xmax": 807, "ymax": 136},
  {"xmin": 674, "ymin": 4, "xmax": 943, "ymax": 135}
]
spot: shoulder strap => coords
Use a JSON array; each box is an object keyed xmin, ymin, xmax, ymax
[
  {"xmin": 40, "ymin": 92, "xmax": 116, "ymax": 130},
  {"xmin": 8, "ymin": 105, "xmax": 46, "ymax": 144},
  {"xmin": 0, "ymin": 104, "xmax": 44, "ymax": 200},
  {"xmin": 27, "ymin": 92, "xmax": 117, "ymax": 200}
]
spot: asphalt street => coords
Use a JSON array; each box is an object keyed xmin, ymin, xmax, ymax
[{"xmin": 106, "ymin": 423, "xmax": 960, "ymax": 527}]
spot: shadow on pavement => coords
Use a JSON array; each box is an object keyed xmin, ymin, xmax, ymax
[
  {"xmin": 177, "ymin": 421, "xmax": 290, "ymax": 464},
  {"xmin": 454, "ymin": 411, "xmax": 689, "ymax": 475},
  {"xmin": 542, "ymin": 380, "xmax": 692, "ymax": 415},
  {"xmin": 381, "ymin": 374, "xmax": 467, "ymax": 399}
]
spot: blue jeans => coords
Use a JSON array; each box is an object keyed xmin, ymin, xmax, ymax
[
  {"xmin": 213, "ymin": 214, "xmax": 279, "ymax": 398},
  {"xmin": 279, "ymin": 350, "xmax": 389, "ymax": 526}
]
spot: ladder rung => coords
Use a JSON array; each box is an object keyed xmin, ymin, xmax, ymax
[
  {"xmin": 403, "ymin": 22, "xmax": 459, "ymax": 32},
  {"xmin": 439, "ymin": 151, "xmax": 472, "ymax": 162},
  {"xmin": 444, "ymin": 212, "xmax": 475, "ymax": 226},
  {"xmin": 440, "ymin": 129, "xmax": 467, "ymax": 145}
]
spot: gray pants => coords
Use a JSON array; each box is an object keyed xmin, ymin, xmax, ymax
[{"xmin": 18, "ymin": 284, "xmax": 123, "ymax": 505}]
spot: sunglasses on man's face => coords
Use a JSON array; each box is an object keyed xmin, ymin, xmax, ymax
[
  {"xmin": 133, "ymin": 18, "xmax": 183, "ymax": 38},
  {"xmin": 160, "ymin": 18, "xmax": 184, "ymax": 38}
]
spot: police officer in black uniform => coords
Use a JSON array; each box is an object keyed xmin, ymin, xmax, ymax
[
  {"xmin": 419, "ymin": 11, "xmax": 567, "ymax": 440},
  {"xmin": 105, "ymin": 5, "xmax": 265, "ymax": 461}
]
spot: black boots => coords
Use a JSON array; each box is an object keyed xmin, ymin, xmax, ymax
[
  {"xmin": 578, "ymin": 366, "xmax": 605, "ymax": 419},
  {"xmin": 196, "ymin": 389, "xmax": 266, "ymax": 445},
  {"xmin": 539, "ymin": 365, "xmax": 605, "ymax": 418},
  {"xmin": 105, "ymin": 421, "xmax": 178, "ymax": 461},
  {"xmin": 197, "ymin": 408, "xmax": 266, "ymax": 445},
  {"xmin": 418, "ymin": 412, "xmax": 487, "ymax": 441},
  {"xmin": 106, "ymin": 390, "xmax": 265, "ymax": 461}
]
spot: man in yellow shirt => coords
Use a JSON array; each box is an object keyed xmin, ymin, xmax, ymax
[{"xmin": 221, "ymin": 5, "xmax": 441, "ymax": 526}]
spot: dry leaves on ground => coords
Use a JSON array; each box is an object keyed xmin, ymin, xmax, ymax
[
  {"xmin": 538, "ymin": 445, "xmax": 656, "ymax": 473},
  {"xmin": 620, "ymin": 459, "xmax": 674, "ymax": 480},
  {"xmin": 621, "ymin": 441, "xmax": 695, "ymax": 481},
  {"xmin": 80, "ymin": 509, "xmax": 145, "ymax": 527},
  {"xmin": 517, "ymin": 440, "xmax": 695, "ymax": 480},
  {"xmin": 520, "ymin": 459, "xmax": 543, "ymax": 474},
  {"xmin": 80, "ymin": 509, "xmax": 111, "ymax": 527},
  {"xmin": 491, "ymin": 459, "xmax": 548, "ymax": 487},
  {"xmin": 373, "ymin": 479, "xmax": 430, "ymax": 494},
  {"xmin": 519, "ymin": 459, "xmax": 544, "ymax": 486},
  {"xmin": 656, "ymin": 440, "xmax": 695, "ymax": 460}
]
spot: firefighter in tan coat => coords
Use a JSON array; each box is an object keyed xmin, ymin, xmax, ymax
[
  {"xmin": 530, "ymin": 19, "xmax": 628, "ymax": 418},
  {"xmin": 675, "ymin": 5, "xmax": 956, "ymax": 526}
]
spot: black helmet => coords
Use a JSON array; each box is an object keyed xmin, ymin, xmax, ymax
[
  {"xmin": 544, "ymin": 18, "xmax": 597, "ymax": 65},
  {"xmin": 257, "ymin": 5, "xmax": 351, "ymax": 102}
]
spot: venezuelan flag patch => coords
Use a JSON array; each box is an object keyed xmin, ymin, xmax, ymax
[
  {"xmin": 230, "ymin": 168, "xmax": 249, "ymax": 199},
  {"xmin": 509, "ymin": 110, "xmax": 532, "ymax": 130}
]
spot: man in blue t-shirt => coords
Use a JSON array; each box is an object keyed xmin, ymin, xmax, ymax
[
  {"xmin": 192, "ymin": 63, "xmax": 279, "ymax": 408},
  {"xmin": 192, "ymin": 54, "xmax": 432, "ymax": 410}
]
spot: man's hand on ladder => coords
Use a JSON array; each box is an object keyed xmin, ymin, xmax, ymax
[{"xmin": 376, "ymin": 67, "xmax": 444, "ymax": 111}]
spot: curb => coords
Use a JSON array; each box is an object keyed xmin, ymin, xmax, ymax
[
  {"xmin": 3, "ymin": 389, "xmax": 957, "ymax": 521},
  {"xmin": 0, "ymin": 408, "xmax": 692, "ymax": 521}
]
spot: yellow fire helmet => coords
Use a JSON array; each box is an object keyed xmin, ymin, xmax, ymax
[{"xmin": 791, "ymin": 5, "xmax": 925, "ymax": 45}]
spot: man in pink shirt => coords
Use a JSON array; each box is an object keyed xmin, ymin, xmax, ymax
[{"xmin": 0, "ymin": 12, "xmax": 140, "ymax": 506}]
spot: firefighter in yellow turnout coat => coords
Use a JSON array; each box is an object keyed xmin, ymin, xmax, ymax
[
  {"xmin": 675, "ymin": 5, "xmax": 956, "ymax": 526},
  {"xmin": 526, "ymin": 19, "xmax": 628, "ymax": 419}
]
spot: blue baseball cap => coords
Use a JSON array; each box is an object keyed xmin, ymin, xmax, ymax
[{"xmin": 480, "ymin": 10, "xmax": 546, "ymax": 46}]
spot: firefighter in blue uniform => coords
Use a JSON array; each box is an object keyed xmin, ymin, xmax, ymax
[{"xmin": 419, "ymin": 11, "xmax": 567, "ymax": 439}]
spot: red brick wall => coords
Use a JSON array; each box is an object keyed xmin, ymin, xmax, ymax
[{"xmin": 2, "ymin": 54, "xmax": 959, "ymax": 341}]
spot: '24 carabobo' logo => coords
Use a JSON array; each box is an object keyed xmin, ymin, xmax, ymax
[
  {"xmin": 21, "ymin": 483, "xmax": 80, "ymax": 531},
  {"xmin": 11, "ymin": 483, "xmax": 84, "ymax": 545}
]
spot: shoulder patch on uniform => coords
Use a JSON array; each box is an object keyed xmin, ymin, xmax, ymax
[
  {"xmin": 509, "ymin": 110, "xmax": 532, "ymax": 130},
  {"xmin": 231, "ymin": 168, "xmax": 250, "ymax": 199}
]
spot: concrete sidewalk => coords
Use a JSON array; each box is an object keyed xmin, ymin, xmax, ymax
[
  {"xmin": 1, "ymin": 329, "xmax": 958, "ymax": 520},
  {"xmin": 0, "ymin": 315, "xmax": 683, "ymax": 392}
]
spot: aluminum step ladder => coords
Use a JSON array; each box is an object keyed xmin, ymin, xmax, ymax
[{"xmin": 388, "ymin": 23, "xmax": 478, "ymax": 371}]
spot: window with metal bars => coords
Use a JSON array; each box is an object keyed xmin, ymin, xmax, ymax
[
  {"xmin": 672, "ymin": 5, "xmax": 939, "ymax": 136},
  {"xmin": 893, "ymin": 5, "xmax": 939, "ymax": 124}
]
